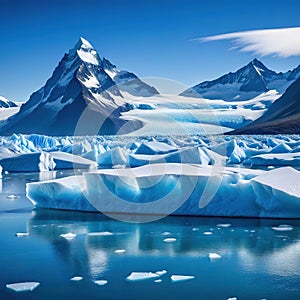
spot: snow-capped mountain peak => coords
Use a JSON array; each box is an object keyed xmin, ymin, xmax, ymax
[
  {"xmin": 181, "ymin": 59, "xmax": 300, "ymax": 101},
  {"xmin": 0, "ymin": 96, "xmax": 18, "ymax": 108},
  {"xmin": 0, "ymin": 37, "xmax": 158, "ymax": 135},
  {"xmin": 71, "ymin": 37, "xmax": 100, "ymax": 65}
]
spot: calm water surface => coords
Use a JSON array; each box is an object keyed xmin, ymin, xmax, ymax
[{"xmin": 0, "ymin": 171, "xmax": 300, "ymax": 300}]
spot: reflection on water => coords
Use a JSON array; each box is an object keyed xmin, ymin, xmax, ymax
[
  {"xmin": 28, "ymin": 209, "xmax": 300, "ymax": 278},
  {"xmin": 1, "ymin": 207, "xmax": 299, "ymax": 299}
]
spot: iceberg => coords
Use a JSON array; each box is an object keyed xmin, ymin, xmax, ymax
[
  {"xmin": 70, "ymin": 276, "xmax": 83, "ymax": 281},
  {"xmin": 94, "ymin": 280, "xmax": 108, "ymax": 286},
  {"xmin": 0, "ymin": 151, "xmax": 96, "ymax": 172},
  {"xmin": 2, "ymin": 133, "xmax": 300, "ymax": 169},
  {"xmin": 171, "ymin": 275, "xmax": 195, "ymax": 282},
  {"xmin": 126, "ymin": 272, "xmax": 160, "ymax": 281},
  {"xmin": 244, "ymin": 153, "xmax": 300, "ymax": 166},
  {"xmin": 26, "ymin": 163, "xmax": 300, "ymax": 218},
  {"xmin": 6, "ymin": 282, "xmax": 40, "ymax": 292}
]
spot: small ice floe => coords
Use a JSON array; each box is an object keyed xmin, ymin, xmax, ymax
[
  {"xmin": 115, "ymin": 249, "xmax": 126, "ymax": 254},
  {"xmin": 15, "ymin": 232, "xmax": 29, "ymax": 237},
  {"xmin": 94, "ymin": 280, "xmax": 108, "ymax": 286},
  {"xmin": 192, "ymin": 228, "xmax": 199, "ymax": 231},
  {"xmin": 250, "ymin": 230, "xmax": 256, "ymax": 233},
  {"xmin": 271, "ymin": 225, "xmax": 293, "ymax": 232},
  {"xmin": 126, "ymin": 272, "xmax": 160, "ymax": 281},
  {"xmin": 209, "ymin": 253, "xmax": 222, "ymax": 260},
  {"xmin": 227, "ymin": 297, "xmax": 237, "ymax": 300},
  {"xmin": 162, "ymin": 232, "xmax": 171, "ymax": 236},
  {"xmin": 7, "ymin": 194, "xmax": 20, "ymax": 199},
  {"xmin": 217, "ymin": 224, "xmax": 231, "ymax": 228},
  {"xmin": 70, "ymin": 276, "xmax": 83, "ymax": 281},
  {"xmin": 171, "ymin": 275, "xmax": 195, "ymax": 282},
  {"xmin": 87, "ymin": 231, "xmax": 113, "ymax": 236},
  {"xmin": 267, "ymin": 166, "xmax": 275, "ymax": 169},
  {"xmin": 156, "ymin": 270, "xmax": 167, "ymax": 276},
  {"xmin": 163, "ymin": 238, "xmax": 177, "ymax": 243},
  {"xmin": 203, "ymin": 232, "xmax": 213, "ymax": 235},
  {"xmin": 6, "ymin": 282, "xmax": 40, "ymax": 292},
  {"xmin": 60, "ymin": 233, "xmax": 76, "ymax": 240},
  {"xmin": 154, "ymin": 279, "xmax": 162, "ymax": 283}
]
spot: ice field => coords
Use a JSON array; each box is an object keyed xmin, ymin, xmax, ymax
[{"xmin": 0, "ymin": 133, "xmax": 300, "ymax": 218}]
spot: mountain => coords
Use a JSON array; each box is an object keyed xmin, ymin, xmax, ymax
[
  {"xmin": 0, "ymin": 96, "xmax": 17, "ymax": 108},
  {"xmin": 230, "ymin": 77, "xmax": 300, "ymax": 134},
  {"xmin": 0, "ymin": 37, "xmax": 158, "ymax": 136},
  {"xmin": 181, "ymin": 59, "xmax": 300, "ymax": 101}
]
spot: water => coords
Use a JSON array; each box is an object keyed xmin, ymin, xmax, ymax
[{"xmin": 1, "ymin": 171, "xmax": 300, "ymax": 299}]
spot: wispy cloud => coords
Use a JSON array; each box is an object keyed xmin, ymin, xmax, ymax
[{"xmin": 198, "ymin": 27, "xmax": 300, "ymax": 57}]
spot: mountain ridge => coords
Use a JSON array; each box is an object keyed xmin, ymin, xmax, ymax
[
  {"xmin": 0, "ymin": 37, "xmax": 158, "ymax": 136},
  {"xmin": 181, "ymin": 59, "xmax": 300, "ymax": 101}
]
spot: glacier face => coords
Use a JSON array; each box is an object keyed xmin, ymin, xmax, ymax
[
  {"xmin": 1, "ymin": 133, "xmax": 300, "ymax": 171},
  {"xmin": 0, "ymin": 132, "xmax": 298, "ymax": 218},
  {"xmin": 26, "ymin": 163, "xmax": 300, "ymax": 218}
]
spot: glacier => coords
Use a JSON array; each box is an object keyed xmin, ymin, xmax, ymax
[{"xmin": 0, "ymin": 133, "xmax": 300, "ymax": 218}]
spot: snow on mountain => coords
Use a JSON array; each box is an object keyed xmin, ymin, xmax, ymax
[
  {"xmin": 0, "ymin": 37, "xmax": 158, "ymax": 136},
  {"xmin": 181, "ymin": 59, "xmax": 300, "ymax": 101},
  {"xmin": 0, "ymin": 96, "xmax": 17, "ymax": 108},
  {"xmin": 231, "ymin": 77, "xmax": 300, "ymax": 134}
]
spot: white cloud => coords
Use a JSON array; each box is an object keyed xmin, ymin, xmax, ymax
[{"xmin": 198, "ymin": 27, "xmax": 300, "ymax": 57}]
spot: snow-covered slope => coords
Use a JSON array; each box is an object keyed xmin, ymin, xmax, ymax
[
  {"xmin": 0, "ymin": 96, "xmax": 17, "ymax": 108},
  {"xmin": 181, "ymin": 59, "xmax": 300, "ymax": 101},
  {"xmin": 232, "ymin": 77, "xmax": 300, "ymax": 134},
  {"xmin": 0, "ymin": 38, "xmax": 158, "ymax": 136}
]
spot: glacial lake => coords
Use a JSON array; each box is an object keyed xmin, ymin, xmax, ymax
[{"xmin": 0, "ymin": 171, "xmax": 300, "ymax": 300}]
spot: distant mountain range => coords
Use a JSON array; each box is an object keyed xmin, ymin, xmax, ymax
[
  {"xmin": 0, "ymin": 96, "xmax": 17, "ymax": 108},
  {"xmin": 1, "ymin": 38, "xmax": 300, "ymax": 136},
  {"xmin": 231, "ymin": 77, "xmax": 300, "ymax": 134},
  {"xmin": 0, "ymin": 37, "xmax": 158, "ymax": 136},
  {"xmin": 181, "ymin": 59, "xmax": 300, "ymax": 101}
]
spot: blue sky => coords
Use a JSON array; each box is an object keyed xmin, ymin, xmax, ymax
[{"xmin": 0, "ymin": 0, "xmax": 299, "ymax": 101}]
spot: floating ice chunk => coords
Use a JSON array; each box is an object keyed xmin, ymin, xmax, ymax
[
  {"xmin": 15, "ymin": 232, "xmax": 29, "ymax": 237},
  {"xmin": 60, "ymin": 232, "xmax": 76, "ymax": 240},
  {"xmin": 171, "ymin": 275, "xmax": 195, "ymax": 282},
  {"xmin": 209, "ymin": 253, "xmax": 222, "ymax": 260},
  {"xmin": 271, "ymin": 225, "xmax": 293, "ymax": 232},
  {"xmin": 154, "ymin": 279, "xmax": 162, "ymax": 283},
  {"xmin": 162, "ymin": 232, "xmax": 171, "ymax": 235},
  {"xmin": 6, "ymin": 282, "xmax": 40, "ymax": 292},
  {"xmin": 217, "ymin": 224, "xmax": 231, "ymax": 228},
  {"xmin": 192, "ymin": 228, "xmax": 199, "ymax": 231},
  {"xmin": 126, "ymin": 272, "xmax": 160, "ymax": 281},
  {"xmin": 70, "ymin": 276, "xmax": 83, "ymax": 281},
  {"xmin": 115, "ymin": 249, "xmax": 126, "ymax": 254},
  {"xmin": 156, "ymin": 270, "xmax": 167, "ymax": 276},
  {"xmin": 94, "ymin": 280, "xmax": 108, "ymax": 286},
  {"xmin": 88, "ymin": 231, "xmax": 113, "ymax": 236},
  {"xmin": 227, "ymin": 298, "xmax": 237, "ymax": 300},
  {"xmin": 7, "ymin": 194, "xmax": 20, "ymax": 199},
  {"xmin": 203, "ymin": 232, "xmax": 213, "ymax": 235},
  {"xmin": 163, "ymin": 238, "xmax": 177, "ymax": 243}
]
